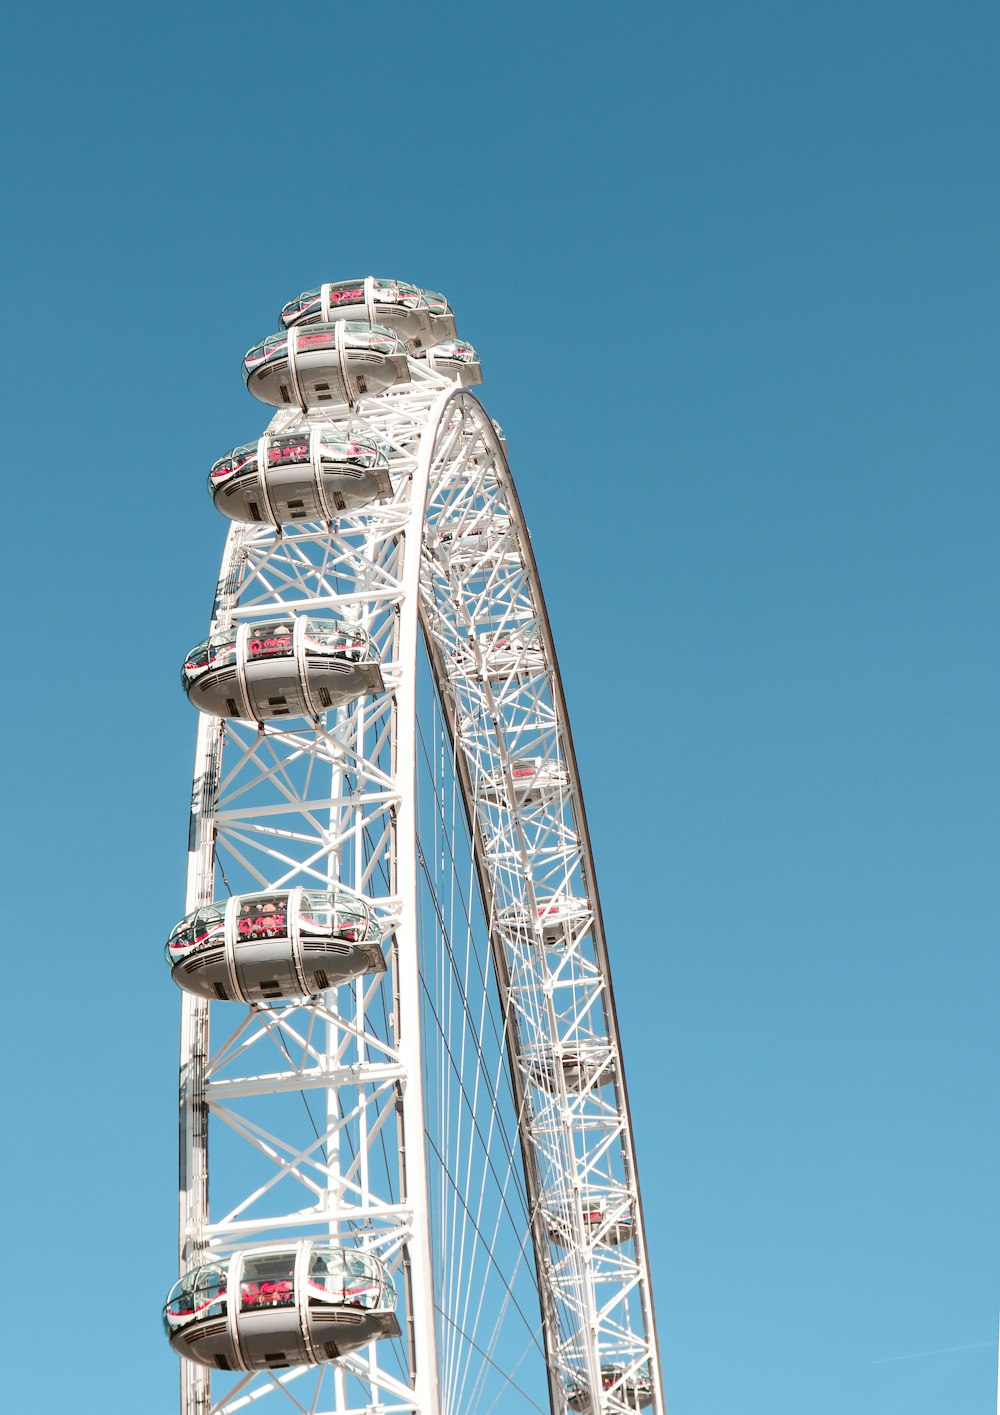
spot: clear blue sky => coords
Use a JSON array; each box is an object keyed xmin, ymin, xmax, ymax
[{"xmin": 2, "ymin": 2, "xmax": 997, "ymax": 1412}]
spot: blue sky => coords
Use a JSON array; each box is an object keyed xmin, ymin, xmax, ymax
[{"xmin": 2, "ymin": 2, "xmax": 997, "ymax": 1411}]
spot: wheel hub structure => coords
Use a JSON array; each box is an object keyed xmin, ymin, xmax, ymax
[{"xmin": 169, "ymin": 278, "xmax": 664, "ymax": 1415}]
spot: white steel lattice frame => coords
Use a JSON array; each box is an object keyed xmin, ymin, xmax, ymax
[{"xmin": 176, "ymin": 358, "xmax": 664, "ymax": 1415}]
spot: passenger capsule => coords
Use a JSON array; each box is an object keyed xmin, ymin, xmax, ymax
[
  {"xmin": 480, "ymin": 757, "xmax": 569, "ymax": 806},
  {"xmin": 243, "ymin": 321, "xmax": 409, "ymax": 410},
  {"xmin": 436, "ymin": 517, "xmax": 512, "ymax": 565},
  {"xmin": 163, "ymin": 1242, "xmax": 400, "ymax": 1372},
  {"xmin": 280, "ymin": 277, "xmax": 457, "ymax": 347},
  {"xmin": 460, "ymin": 418, "xmax": 506, "ymax": 459},
  {"xmin": 209, "ymin": 428, "xmax": 392, "ymax": 524},
  {"xmin": 566, "ymin": 1367, "xmax": 654, "ymax": 1412},
  {"xmin": 478, "ymin": 626, "xmax": 544, "ymax": 678},
  {"xmin": 412, "ymin": 339, "xmax": 482, "ymax": 387},
  {"xmin": 166, "ymin": 885, "xmax": 390, "ymax": 1003},
  {"xmin": 181, "ymin": 616, "xmax": 383, "ymax": 722},
  {"xmin": 545, "ymin": 1190, "xmax": 635, "ymax": 1249},
  {"xmin": 497, "ymin": 896, "xmax": 591, "ymax": 947},
  {"xmin": 450, "ymin": 626, "xmax": 546, "ymax": 682},
  {"xmin": 526, "ymin": 1044, "xmax": 615, "ymax": 1094}
]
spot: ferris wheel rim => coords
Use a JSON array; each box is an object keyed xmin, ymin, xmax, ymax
[{"xmin": 413, "ymin": 390, "xmax": 664, "ymax": 1414}]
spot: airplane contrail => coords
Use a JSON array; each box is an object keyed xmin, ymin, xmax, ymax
[{"xmin": 872, "ymin": 1340, "xmax": 994, "ymax": 1365}]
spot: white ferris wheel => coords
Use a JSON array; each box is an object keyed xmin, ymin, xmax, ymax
[{"xmin": 164, "ymin": 277, "xmax": 665, "ymax": 1415}]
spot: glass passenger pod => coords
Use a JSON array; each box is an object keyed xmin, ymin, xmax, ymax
[
  {"xmin": 459, "ymin": 417, "xmax": 507, "ymax": 463},
  {"xmin": 480, "ymin": 757, "xmax": 569, "ymax": 806},
  {"xmin": 479, "ymin": 625, "xmax": 545, "ymax": 678},
  {"xmin": 243, "ymin": 321, "xmax": 410, "ymax": 411},
  {"xmin": 181, "ymin": 616, "xmax": 384, "ymax": 722},
  {"xmin": 165, "ymin": 884, "xmax": 389, "ymax": 1003},
  {"xmin": 163, "ymin": 1242, "xmax": 400, "ymax": 1372},
  {"xmin": 436, "ymin": 516, "xmax": 512, "ymax": 565},
  {"xmin": 566, "ymin": 1368, "xmax": 654, "ymax": 1412},
  {"xmin": 526, "ymin": 1043, "xmax": 615, "ymax": 1094},
  {"xmin": 545, "ymin": 1190, "xmax": 635, "ymax": 1249},
  {"xmin": 412, "ymin": 338, "xmax": 482, "ymax": 387},
  {"xmin": 279, "ymin": 276, "xmax": 457, "ymax": 347},
  {"xmin": 209, "ymin": 429, "xmax": 392, "ymax": 524},
  {"xmin": 497, "ymin": 896, "xmax": 591, "ymax": 947}
]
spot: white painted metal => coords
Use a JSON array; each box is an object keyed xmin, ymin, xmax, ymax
[{"xmin": 174, "ymin": 301, "xmax": 663, "ymax": 1415}]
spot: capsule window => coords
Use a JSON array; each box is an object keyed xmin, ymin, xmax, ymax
[
  {"xmin": 266, "ymin": 434, "xmax": 310, "ymax": 466},
  {"xmin": 245, "ymin": 623, "xmax": 293, "ymax": 660},
  {"xmin": 164, "ymin": 1263, "xmax": 228, "ymax": 1329},
  {"xmin": 302, "ymin": 620, "xmax": 365, "ymax": 658},
  {"xmin": 166, "ymin": 904, "xmax": 226, "ymax": 962},
  {"xmin": 183, "ymin": 629, "xmax": 237, "ymax": 682},
  {"xmin": 316, "ymin": 433, "xmax": 379, "ymax": 467},
  {"xmin": 280, "ymin": 288, "xmax": 322, "ymax": 325},
  {"xmin": 209, "ymin": 455, "xmax": 235, "ymax": 482},
  {"xmin": 297, "ymin": 330, "xmax": 336, "ymax": 352},
  {"xmin": 305, "ymin": 1246, "xmax": 388, "ymax": 1311},
  {"xmin": 207, "ymin": 443, "xmax": 258, "ymax": 496},
  {"xmin": 230, "ymin": 445, "xmax": 258, "ymax": 474},
  {"xmin": 299, "ymin": 890, "xmax": 369, "ymax": 944},
  {"xmin": 236, "ymin": 893, "xmax": 289, "ymax": 942},
  {"xmin": 245, "ymin": 332, "xmax": 287, "ymax": 370},
  {"xmin": 240, "ymin": 1253, "xmax": 295, "ymax": 1311},
  {"xmin": 327, "ymin": 283, "xmax": 364, "ymax": 308}
]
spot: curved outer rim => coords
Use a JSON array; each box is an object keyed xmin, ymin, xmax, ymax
[{"xmin": 414, "ymin": 389, "xmax": 665, "ymax": 1415}]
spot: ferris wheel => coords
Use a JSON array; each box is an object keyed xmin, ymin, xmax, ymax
[{"xmin": 164, "ymin": 277, "xmax": 665, "ymax": 1415}]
